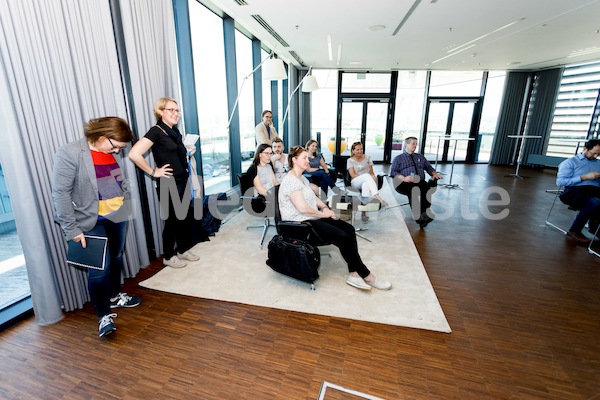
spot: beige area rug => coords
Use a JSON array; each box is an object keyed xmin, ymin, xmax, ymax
[{"xmin": 140, "ymin": 183, "xmax": 451, "ymax": 333}]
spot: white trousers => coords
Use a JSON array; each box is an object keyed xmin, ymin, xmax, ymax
[{"xmin": 351, "ymin": 174, "xmax": 378, "ymax": 197}]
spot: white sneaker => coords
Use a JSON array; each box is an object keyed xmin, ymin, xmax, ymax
[
  {"xmin": 346, "ymin": 275, "xmax": 372, "ymax": 290},
  {"xmin": 164, "ymin": 255, "xmax": 187, "ymax": 268},
  {"xmin": 177, "ymin": 250, "xmax": 200, "ymax": 261},
  {"xmin": 366, "ymin": 277, "xmax": 392, "ymax": 290}
]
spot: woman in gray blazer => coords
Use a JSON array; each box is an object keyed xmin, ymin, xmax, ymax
[{"xmin": 52, "ymin": 116, "xmax": 140, "ymax": 338}]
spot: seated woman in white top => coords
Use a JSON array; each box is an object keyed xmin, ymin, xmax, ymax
[
  {"xmin": 246, "ymin": 144, "xmax": 279, "ymax": 213},
  {"xmin": 278, "ymin": 145, "xmax": 391, "ymax": 291},
  {"xmin": 347, "ymin": 142, "xmax": 388, "ymax": 221}
]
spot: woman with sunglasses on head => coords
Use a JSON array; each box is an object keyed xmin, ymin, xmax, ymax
[
  {"xmin": 347, "ymin": 141, "xmax": 388, "ymax": 222},
  {"xmin": 52, "ymin": 116, "xmax": 141, "ymax": 337},
  {"xmin": 278, "ymin": 146, "xmax": 392, "ymax": 291},
  {"xmin": 129, "ymin": 97, "xmax": 199, "ymax": 269}
]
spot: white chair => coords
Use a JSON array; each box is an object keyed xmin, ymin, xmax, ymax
[
  {"xmin": 545, "ymin": 186, "xmax": 581, "ymax": 235},
  {"xmin": 588, "ymin": 224, "xmax": 600, "ymax": 257}
]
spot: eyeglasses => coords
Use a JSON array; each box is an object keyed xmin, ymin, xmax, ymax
[
  {"xmin": 262, "ymin": 151, "xmax": 273, "ymax": 156},
  {"xmin": 164, "ymin": 108, "xmax": 180, "ymax": 114},
  {"xmin": 107, "ymin": 137, "xmax": 127, "ymax": 151}
]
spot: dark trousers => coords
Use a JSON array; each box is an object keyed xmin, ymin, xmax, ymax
[
  {"xmin": 306, "ymin": 218, "xmax": 371, "ymax": 278},
  {"xmin": 86, "ymin": 219, "xmax": 128, "ymax": 318},
  {"xmin": 559, "ymin": 185, "xmax": 600, "ymax": 233},
  {"xmin": 396, "ymin": 179, "xmax": 438, "ymax": 220},
  {"xmin": 308, "ymin": 170, "xmax": 336, "ymax": 194},
  {"xmin": 157, "ymin": 179, "xmax": 195, "ymax": 259}
]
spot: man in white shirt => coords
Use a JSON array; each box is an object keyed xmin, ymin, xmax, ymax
[{"xmin": 271, "ymin": 138, "xmax": 288, "ymax": 181}]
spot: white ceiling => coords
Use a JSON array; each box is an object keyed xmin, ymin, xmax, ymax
[{"xmin": 203, "ymin": 0, "xmax": 600, "ymax": 71}]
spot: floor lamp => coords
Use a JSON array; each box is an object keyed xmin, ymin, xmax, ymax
[
  {"xmin": 226, "ymin": 53, "xmax": 287, "ymax": 130},
  {"xmin": 281, "ymin": 66, "xmax": 319, "ymax": 133}
]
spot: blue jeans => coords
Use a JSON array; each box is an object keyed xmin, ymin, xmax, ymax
[
  {"xmin": 306, "ymin": 170, "xmax": 336, "ymax": 194},
  {"xmin": 86, "ymin": 219, "xmax": 128, "ymax": 318},
  {"xmin": 560, "ymin": 186, "xmax": 600, "ymax": 232}
]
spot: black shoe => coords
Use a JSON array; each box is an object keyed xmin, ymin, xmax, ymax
[
  {"xmin": 567, "ymin": 230, "xmax": 592, "ymax": 245},
  {"xmin": 416, "ymin": 218, "xmax": 429, "ymax": 229},
  {"xmin": 588, "ymin": 220, "xmax": 600, "ymax": 237},
  {"xmin": 420, "ymin": 212, "xmax": 434, "ymax": 223}
]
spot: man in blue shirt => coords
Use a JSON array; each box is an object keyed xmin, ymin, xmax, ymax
[
  {"xmin": 390, "ymin": 137, "xmax": 442, "ymax": 228},
  {"xmin": 556, "ymin": 139, "xmax": 600, "ymax": 244}
]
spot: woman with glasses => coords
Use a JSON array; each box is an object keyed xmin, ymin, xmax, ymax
[
  {"xmin": 129, "ymin": 97, "xmax": 199, "ymax": 269},
  {"xmin": 245, "ymin": 143, "xmax": 279, "ymax": 214},
  {"xmin": 52, "ymin": 116, "xmax": 141, "ymax": 337},
  {"xmin": 278, "ymin": 146, "xmax": 392, "ymax": 291}
]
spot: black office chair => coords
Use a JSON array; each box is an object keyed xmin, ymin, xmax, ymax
[
  {"xmin": 236, "ymin": 172, "xmax": 275, "ymax": 250},
  {"xmin": 333, "ymin": 154, "xmax": 350, "ymax": 180}
]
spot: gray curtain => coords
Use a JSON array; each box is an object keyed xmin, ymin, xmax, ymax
[
  {"xmin": 0, "ymin": 0, "xmax": 176, "ymax": 324},
  {"xmin": 489, "ymin": 72, "xmax": 531, "ymax": 165},
  {"xmin": 522, "ymin": 68, "xmax": 563, "ymax": 165},
  {"xmin": 116, "ymin": 0, "xmax": 182, "ymax": 258}
]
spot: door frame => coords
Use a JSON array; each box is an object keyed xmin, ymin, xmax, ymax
[
  {"xmin": 421, "ymin": 96, "xmax": 482, "ymax": 163},
  {"xmin": 334, "ymin": 71, "xmax": 398, "ymax": 163}
]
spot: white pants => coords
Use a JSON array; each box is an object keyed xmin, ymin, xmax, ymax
[{"xmin": 351, "ymin": 174, "xmax": 378, "ymax": 197}]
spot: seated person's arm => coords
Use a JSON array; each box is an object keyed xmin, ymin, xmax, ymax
[
  {"xmin": 556, "ymin": 160, "xmax": 578, "ymax": 187},
  {"xmin": 319, "ymin": 155, "xmax": 330, "ymax": 174},
  {"xmin": 424, "ymin": 159, "xmax": 442, "ymax": 180},
  {"xmin": 253, "ymin": 174, "xmax": 269, "ymax": 197},
  {"xmin": 289, "ymin": 190, "xmax": 336, "ymax": 219},
  {"xmin": 368, "ymin": 165, "xmax": 377, "ymax": 179},
  {"xmin": 390, "ymin": 157, "xmax": 409, "ymax": 184},
  {"xmin": 348, "ymin": 166, "xmax": 358, "ymax": 180}
]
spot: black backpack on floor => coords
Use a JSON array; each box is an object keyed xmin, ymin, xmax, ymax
[{"xmin": 266, "ymin": 235, "xmax": 320, "ymax": 286}]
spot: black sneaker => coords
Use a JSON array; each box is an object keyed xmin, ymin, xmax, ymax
[
  {"xmin": 110, "ymin": 292, "xmax": 142, "ymax": 309},
  {"xmin": 98, "ymin": 313, "xmax": 117, "ymax": 337}
]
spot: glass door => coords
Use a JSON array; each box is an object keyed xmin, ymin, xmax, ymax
[
  {"xmin": 364, "ymin": 102, "xmax": 389, "ymax": 162},
  {"xmin": 424, "ymin": 99, "xmax": 478, "ymax": 163},
  {"xmin": 340, "ymin": 100, "xmax": 390, "ymax": 162}
]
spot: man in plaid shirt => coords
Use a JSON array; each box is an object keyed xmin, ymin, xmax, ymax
[{"xmin": 390, "ymin": 137, "xmax": 442, "ymax": 228}]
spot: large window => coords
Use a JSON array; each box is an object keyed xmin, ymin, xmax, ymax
[
  {"xmin": 429, "ymin": 71, "xmax": 484, "ymax": 97},
  {"xmin": 341, "ymin": 72, "xmax": 391, "ymax": 93},
  {"xmin": 547, "ymin": 60, "xmax": 600, "ymax": 157},
  {"xmin": 189, "ymin": 1, "xmax": 230, "ymax": 194},
  {"xmin": 478, "ymin": 71, "xmax": 506, "ymax": 162},
  {"xmin": 0, "ymin": 163, "xmax": 29, "ymax": 323},
  {"xmin": 393, "ymin": 71, "xmax": 427, "ymax": 159},
  {"xmin": 261, "ymin": 49, "xmax": 271, "ymax": 113},
  {"xmin": 310, "ymin": 69, "xmax": 338, "ymax": 157},
  {"xmin": 235, "ymin": 30, "xmax": 255, "ymax": 172}
]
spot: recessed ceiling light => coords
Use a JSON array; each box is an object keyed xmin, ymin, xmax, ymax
[
  {"xmin": 506, "ymin": 61, "xmax": 521, "ymax": 66},
  {"xmin": 368, "ymin": 25, "xmax": 386, "ymax": 32},
  {"xmin": 349, "ymin": 61, "xmax": 362, "ymax": 65}
]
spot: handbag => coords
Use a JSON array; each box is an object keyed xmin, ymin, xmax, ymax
[{"xmin": 266, "ymin": 235, "xmax": 320, "ymax": 284}]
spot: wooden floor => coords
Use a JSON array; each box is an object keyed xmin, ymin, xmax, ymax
[{"xmin": 1, "ymin": 164, "xmax": 600, "ymax": 400}]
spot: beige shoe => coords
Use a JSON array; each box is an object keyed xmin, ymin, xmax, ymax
[
  {"xmin": 164, "ymin": 255, "xmax": 187, "ymax": 268},
  {"xmin": 346, "ymin": 275, "xmax": 371, "ymax": 290},
  {"xmin": 366, "ymin": 277, "xmax": 392, "ymax": 290},
  {"xmin": 177, "ymin": 250, "xmax": 200, "ymax": 261}
]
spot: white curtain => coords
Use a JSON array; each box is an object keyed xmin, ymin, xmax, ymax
[{"xmin": 0, "ymin": 0, "xmax": 170, "ymax": 324}]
